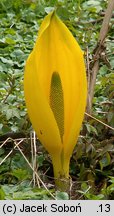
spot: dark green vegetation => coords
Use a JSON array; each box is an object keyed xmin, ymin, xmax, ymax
[{"xmin": 0, "ymin": 0, "xmax": 114, "ymax": 200}]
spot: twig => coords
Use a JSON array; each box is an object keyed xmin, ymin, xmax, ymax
[
  {"xmin": 0, "ymin": 132, "xmax": 26, "ymax": 142},
  {"xmin": 13, "ymin": 140, "xmax": 56, "ymax": 199},
  {"xmin": 0, "ymin": 137, "xmax": 56, "ymax": 199},
  {"xmin": 78, "ymin": 185, "xmax": 92, "ymax": 200},
  {"xmin": 99, "ymin": 0, "xmax": 114, "ymax": 44},
  {"xmin": 86, "ymin": 46, "xmax": 91, "ymax": 114},
  {"xmin": 0, "ymin": 139, "xmax": 24, "ymax": 166},
  {"xmin": 0, "ymin": 137, "xmax": 12, "ymax": 148},
  {"xmin": 30, "ymin": 131, "xmax": 40, "ymax": 187},
  {"xmin": 85, "ymin": 112, "xmax": 114, "ymax": 131},
  {"xmin": 86, "ymin": 0, "xmax": 114, "ymax": 114}
]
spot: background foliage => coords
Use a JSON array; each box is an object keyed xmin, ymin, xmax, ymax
[{"xmin": 0, "ymin": 0, "xmax": 114, "ymax": 200}]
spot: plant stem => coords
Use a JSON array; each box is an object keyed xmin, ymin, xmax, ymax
[{"xmin": 51, "ymin": 155, "xmax": 70, "ymax": 192}]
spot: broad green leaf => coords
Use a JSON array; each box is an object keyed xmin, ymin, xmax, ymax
[{"xmin": 56, "ymin": 191, "xmax": 69, "ymax": 200}]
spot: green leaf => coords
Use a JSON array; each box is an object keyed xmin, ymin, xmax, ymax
[
  {"xmin": 99, "ymin": 152, "xmax": 111, "ymax": 170},
  {"xmin": 37, "ymin": 155, "xmax": 44, "ymax": 167},
  {"xmin": 110, "ymin": 59, "xmax": 114, "ymax": 69},
  {"xmin": 0, "ymin": 188, "xmax": 5, "ymax": 200},
  {"xmin": 6, "ymin": 109, "xmax": 13, "ymax": 120},
  {"xmin": 45, "ymin": 7, "xmax": 55, "ymax": 14},
  {"xmin": 85, "ymin": 124, "xmax": 98, "ymax": 135},
  {"xmin": 5, "ymin": 37, "xmax": 16, "ymax": 45},
  {"xmin": 11, "ymin": 169, "xmax": 30, "ymax": 181},
  {"xmin": 56, "ymin": 191, "xmax": 69, "ymax": 200},
  {"xmin": 81, "ymin": 182, "xmax": 89, "ymax": 192},
  {"xmin": 0, "ymin": 57, "xmax": 13, "ymax": 66},
  {"xmin": 0, "ymin": 123, "xmax": 3, "ymax": 130},
  {"xmin": 0, "ymin": 148, "xmax": 5, "ymax": 156},
  {"xmin": 85, "ymin": 193, "xmax": 104, "ymax": 200},
  {"xmin": 57, "ymin": 7, "xmax": 69, "ymax": 19}
]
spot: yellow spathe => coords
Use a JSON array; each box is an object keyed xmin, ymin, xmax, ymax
[{"xmin": 24, "ymin": 11, "xmax": 87, "ymax": 186}]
